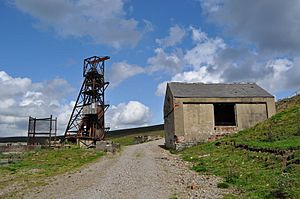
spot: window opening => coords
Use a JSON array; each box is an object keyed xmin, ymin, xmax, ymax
[{"xmin": 214, "ymin": 103, "xmax": 236, "ymax": 126}]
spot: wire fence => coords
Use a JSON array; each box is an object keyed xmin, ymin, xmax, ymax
[{"xmin": 27, "ymin": 115, "xmax": 57, "ymax": 146}]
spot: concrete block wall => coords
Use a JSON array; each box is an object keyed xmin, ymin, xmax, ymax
[{"xmin": 164, "ymin": 96, "xmax": 276, "ymax": 149}]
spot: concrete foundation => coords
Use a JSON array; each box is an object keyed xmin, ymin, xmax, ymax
[{"xmin": 96, "ymin": 141, "xmax": 120, "ymax": 153}]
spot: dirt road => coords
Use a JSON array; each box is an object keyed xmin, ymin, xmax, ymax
[{"xmin": 24, "ymin": 139, "xmax": 227, "ymax": 199}]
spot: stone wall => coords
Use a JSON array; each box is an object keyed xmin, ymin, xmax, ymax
[
  {"xmin": 182, "ymin": 103, "xmax": 214, "ymax": 141},
  {"xmin": 164, "ymin": 86, "xmax": 176, "ymax": 149},
  {"xmin": 236, "ymin": 103, "xmax": 268, "ymax": 129}
]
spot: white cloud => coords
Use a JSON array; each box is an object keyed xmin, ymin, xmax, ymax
[
  {"xmin": 148, "ymin": 27, "xmax": 225, "ymax": 78},
  {"xmin": 171, "ymin": 67, "xmax": 222, "ymax": 83},
  {"xmin": 154, "ymin": 25, "xmax": 300, "ymax": 97},
  {"xmin": 0, "ymin": 98, "xmax": 15, "ymax": 109},
  {"xmin": 197, "ymin": 0, "xmax": 300, "ymax": 95},
  {"xmin": 267, "ymin": 59, "xmax": 293, "ymax": 77},
  {"xmin": 156, "ymin": 25, "xmax": 186, "ymax": 48},
  {"xmin": 12, "ymin": 0, "xmax": 146, "ymax": 48},
  {"xmin": 200, "ymin": 0, "xmax": 222, "ymax": 14},
  {"xmin": 155, "ymin": 28, "xmax": 226, "ymax": 96},
  {"xmin": 155, "ymin": 81, "xmax": 169, "ymax": 96},
  {"xmin": 56, "ymin": 101, "xmax": 75, "ymax": 128},
  {"xmin": 190, "ymin": 26, "xmax": 208, "ymax": 42},
  {"xmin": 200, "ymin": 0, "xmax": 300, "ymax": 53},
  {"xmin": 155, "ymin": 67, "xmax": 223, "ymax": 96},
  {"xmin": 0, "ymin": 71, "xmax": 74, "ymax": 137},
  {"xmin": 185, "ymin": 27, "xmax": 226, "ymax": 69},
  {"xmin": 108, "ymin": 61, "xmax": 144, "ymax": 87},
  {"xmin": 107, "ymin": 101, "xmax": 151, "ymax": 129},
  {"xmin": 258, "ymin": 58, "xmax": 296, "ymax": 92},
  {"xmin": 148, "ymin": 26, "xmax": 186, "ymax": 75},
  {"xmin": 147, "ymin": 48, "xmax": 184, "ymax": 74},
  {"xmin": 20, "ymin": 91, "xmax": 44, "ymax": 106},
  {"xmin": 192, "ymin": 1, "xmax": 300, "ymax": 95},
  {"xmin": 0, "ymin": 71, "xmax": 31, "ymax": 97}
]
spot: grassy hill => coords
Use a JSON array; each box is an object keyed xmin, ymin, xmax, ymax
[
  {"xmin": 276, "ymin": 94, "xmax": 300, "ymax": 113},
  {"xmin": 179, "ymin": 95, "xmax": 300, "ymax": 198}
]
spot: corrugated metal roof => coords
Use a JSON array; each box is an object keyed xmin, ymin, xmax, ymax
[{"xmin": 168, "ymin": 82, "xmax": 273, "ymax": 98}]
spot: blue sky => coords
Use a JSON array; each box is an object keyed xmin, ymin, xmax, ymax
[{"xmin": 1, "ymin": 0, "xmax": 300, "ymax": 136}]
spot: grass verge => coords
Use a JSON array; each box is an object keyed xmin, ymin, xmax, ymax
[{"xmin": 0, "ymin": 146, "xmax": 104, "ymax": 197}]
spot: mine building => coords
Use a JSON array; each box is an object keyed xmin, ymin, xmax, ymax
[{"xmin": 163, "ymin": 82, "xmax": 276, "ymax": 149}]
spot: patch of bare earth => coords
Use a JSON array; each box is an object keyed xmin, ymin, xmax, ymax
[{"xmin": 21, "ymin": 139, "xmax": 229, "ymax": 199}]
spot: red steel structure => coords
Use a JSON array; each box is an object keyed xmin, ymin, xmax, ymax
[{"xmin": 64, "ymin": 56, "xmax": 110, "ymax": 144}]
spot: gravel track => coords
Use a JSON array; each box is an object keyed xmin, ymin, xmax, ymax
[{"xmin": 24, "ymin": 139, "xmax": 228, "ymax": 199}]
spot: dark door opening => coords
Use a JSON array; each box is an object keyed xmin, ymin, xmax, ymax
[{"xmin": 214, "ymin": 103, "xmax": 236, "ymax": 126}]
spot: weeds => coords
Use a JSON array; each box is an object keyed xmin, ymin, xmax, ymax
[
  {"xmin": 224, "ymin": 161, "xmax": 239, "ymax": 184},
  {"xmin": 270, "ymin": 173, "xmax": 294, "ymax": 199}
]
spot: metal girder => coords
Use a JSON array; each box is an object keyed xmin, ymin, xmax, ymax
[{"xmin": 65, "ymin": 56, "xmax": 110, "ymax": 142}]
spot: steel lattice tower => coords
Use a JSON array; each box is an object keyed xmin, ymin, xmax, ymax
[{"xmin": 65, "ymin": 56, "xmax": 110, "ymax": 144}]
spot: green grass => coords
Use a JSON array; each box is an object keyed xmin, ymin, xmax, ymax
[
  {"xmin": 109, "ymin": 135, "xmax": 137, "ymax": 146},
  {"xmin": 179, "ymin": 102, "xmax": 300, "ymax": 198},
  {"xmin": 0, "ymin": 146, "xmax": 104, "ymax": 197},
  {"xmin": 224, "ymin": 104, "xmax": 300, "ymax": 150},
  {"xmin": 108, "ymin": 130, "xmax": 164, "ymax": 146},
  {"xmin": 181, "ymin": 143, "xmax": 292, "ymax": 198},
  {"xmin": 169, "ymin": 194, "xmax": 179, "ymax": 199}
]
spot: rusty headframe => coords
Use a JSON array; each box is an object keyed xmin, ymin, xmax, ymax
[{"xmin": 64, "ymin": 56, "xmax": 110, "ymax": 144}]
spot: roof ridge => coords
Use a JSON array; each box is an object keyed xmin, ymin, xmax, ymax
[
  {"xmin": 169, "ymin": 82, "xmax": 257, "ymax": 85},
  {"xmin": 167, "ymin": 82, "xmax": 273, "ymax": 98}
]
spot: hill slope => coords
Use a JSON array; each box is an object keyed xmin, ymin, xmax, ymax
[
  {"xmin": 180, "ymin": 95, "xmax": 300, "ymax": 198},
  {"xmin": 276, "ymin": 94, "xmax": 300, "ymax": 112}
]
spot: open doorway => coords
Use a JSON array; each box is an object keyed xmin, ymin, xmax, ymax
[{"xmin": 214, "ymin": 103, "xmax": 236, "ymax": 126}]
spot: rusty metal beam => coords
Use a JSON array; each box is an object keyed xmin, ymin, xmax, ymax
[{"xmin": 65, "ymin": 56, "xmax": 110, "ymax": 143}]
